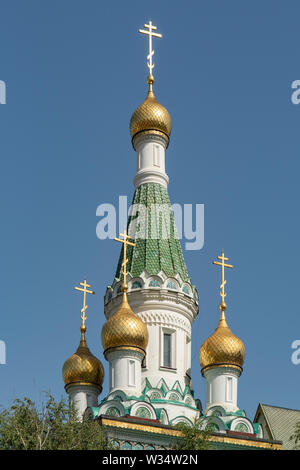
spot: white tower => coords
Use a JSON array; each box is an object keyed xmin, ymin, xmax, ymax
[
  {"xmin": 199, "ymin": 252, "xmax": 245, "ymax": 414},
  {"xmin": 101, "ymin": 232, "xmax": 149, "ymax": 398},
  {"xmin": 62, "ymin": 280, "xmax": 104, "ymax": 418},
  {"xmin": 102, "ymin": 21, "xmax": 200, "ymax": 426}
]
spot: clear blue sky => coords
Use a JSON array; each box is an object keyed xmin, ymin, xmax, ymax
[{"xmin": 1, "ymin": 0, "xmax": 299, "ymax": 421}]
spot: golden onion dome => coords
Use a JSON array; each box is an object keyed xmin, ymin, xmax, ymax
[
  {"xmin": 63, "ymin": 325, "xmax": 104, "ymax": 390},
  {"xmin": 199, "ymin": 308, "xmax": 245, "ymax": 374},
  {"xmin": 101, "ymin": 287, "xmax": 148, "ymax": 355},
  {"xmin": 130, "ymin": 75, "xmax": 172, "ymax": 147}
]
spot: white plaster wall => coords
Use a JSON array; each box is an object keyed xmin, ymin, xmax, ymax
[
  {"xmin": 204, "ymin": 367, "xmax": 241, "ymax": 413},
  {"xmin": 67, "ymin": 384, "xmax": 100, "ymax": 419},
  {"xmin": 105, "ymin": 289, "xmax": 198, "ymax": 398},
  {"xmin": 106, "ymin": 349, "xmax": 144, "ymax": 397},
  {"xmin": 133, "ymin": 135, "xmax": 169, "ymax": 188},
  {"xmin": 142, "ymin": 321, "xmax": 191, "ymax": 392}
]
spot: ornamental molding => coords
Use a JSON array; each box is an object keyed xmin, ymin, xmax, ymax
[
  {"xmin": 98, "ymin": 400, "xmax": 125, "ymax": 417},
  {"xmin": 106, "ymin": 264, "xmax": 198, "ymax": 308},
  {"xmin": 230, "ymin": 417, "xmax": 254, "ymax": 434},
  {"xmin": 138, "ymin": 310, "xmax": 191, "ymax": 335},
  {"xmin": 134, "ymin": 169, "xmax": 169, "ymax": 189},
  {"xmin": 105, "ymin": 288, "xmax": 198, "ymax": 327},
  {"xmin": 105, "ymin": 348, "xmax": 144, "ymax": 362},
  {"xmin": 133, "ymin": 131, "xmax": 168, "ymax": 150},
  {"xmin": 130, "ymin": 401, "xmax": 157, "ymax": 420}
]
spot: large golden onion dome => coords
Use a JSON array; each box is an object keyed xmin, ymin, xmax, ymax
[
  {"xmin": 101, "ymin": 287, "xmax": 148, "ymax": 356},
  {"xmin": 130, "ymin": 75, "xmax": 172, "ymax": 147},
  {"xmin": 199, "ymin": 308, "xmax": 245, "ymax": 375},
  {"xmin": 63, "ymin": 325, "xmax": 104, "ymax": 390}
]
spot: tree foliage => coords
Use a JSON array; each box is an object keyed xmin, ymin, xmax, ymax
[
  {"xmin": 172, "ymin": 419, "xmax": 211, "ymax": 450},
  {"xmin": 0, "ymin": 394, "xmax": 108, "ymax": 450},
  {"xmin": 290, "ymin": 421, "xmax": 300, "ymax": 450}
]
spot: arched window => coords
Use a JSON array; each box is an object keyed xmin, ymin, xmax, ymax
[
  {"xmin": 167, "ymin": 281, "xmax": 177, "ymax": 290},
  {"xmin": 121, "ymin": 441, "xmax": 132, "ymax": 450},
  {"xmin": 185, "ymin": 397, "xmax": 193, "ymax": 406},
  {"xmin": 106, "ymin": 407, "xmax": 120, "ymax": 417},
  {"xmin": 207, "ymin": 422, "xmax": 220, "ymax": 432},
  {"xmin": 149, "ymin": 279, "xmax": 160, "ymax": 287},
  {"xmin": 110, "ymin": 440, "xmax": 120, "ymax": 449},
  {"xmin": 135, "ymin": 407, "xmax": 151, "ymax": 419},
  {"xmin": 133, "ymin": 443, "xmax": 144, "ymax": 450},
  {"xmin": 132, "ymin": 281, "xmax": 142, "ymax": 289},
  {"xmin": 234, "ymin": 422, "xmax": 249, "ymax": 433},
  {"xmin": 182, "ymin": 285, "xmax": 190, "ymax": 295},
  {"xmin": 150, "ymin": 392, "xmax": 161, "ymax": 400},
  {"xmin": 169, "ymin": 393, "xmax": 180, "ymax": 401}
]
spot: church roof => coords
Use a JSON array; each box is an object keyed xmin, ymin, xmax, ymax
[
  {"xmin": 254, "ymin": 403, "xmax": 300, "ymax": 450},
  {"xmin": 113, "ymin": 182, "xmax": 191, "ymax": 284}
]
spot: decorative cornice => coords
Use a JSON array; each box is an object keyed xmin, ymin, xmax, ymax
[
  {"xmin": 201, "ymin": 363, "xmax": 243, "ymax": 376},
  {"xmin": 105, "ymin": 288, "xmax": 198, "ymax": 326},
  {"xmin": 65, "ymin": 382, "xmax": 102, "ymax": 393},
  {"xmin": 98, "ymin": 416, "xmax": 282, "ymax": 449},
  {"xmin": 104, "ymin": 346, "xmax": 145, "ymax": 358},
  {"xmin": 133, "ymin": 131, "xmax": 168, "ymax": 150},
  {"xmin": 134, "ymin": 169, "xmax": 169, "ymax": 189}
]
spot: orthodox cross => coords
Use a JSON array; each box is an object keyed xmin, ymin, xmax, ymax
[
  {"xmin": 213, "ymin": 251, "xmax": 233, "ymax": 308},
  {"xmin": 74, "ymin": 279, "xmax": 95, "ymax": 328},
  {"xmin": 114, "ymin": 229, "xmax": 135, "ymax": 286},
  {"xmin": 139, "ymin": 20, "xmax": 162, "ymax": 77}
]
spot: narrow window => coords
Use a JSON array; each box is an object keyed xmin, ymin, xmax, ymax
[
  {"xmin": 163, "ymin": 333, "xmax": 172, "ymax": 368},
  {"xmin": 226, "ymin": 377, "xmax": 233, "ymax": 402},
  {"xmin": 137, "ymin": 152, "xmax": 141, "ymax": 171},
  {"xmin": 111, "ymin": 365, "xmax": 115, "ymax": 389},
  {"xmin": 128, "ymin": 360, "xmax": 136, "ymax": 386},
  {"xmin": 153, "ymin": 145, "xmax": 160, "ymax": 167}
]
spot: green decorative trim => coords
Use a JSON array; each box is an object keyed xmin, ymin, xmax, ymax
[
  {"xmin": 171, "ymin": 380, "xmax": 183, "ymax": 395},
  {"xmin": 155, "ymin": 408, "xmax": 169, "ymax": 425},
  {"xmin": 157, "ymin": 378, "xmax": 169, "ymax": 396},
  {"xmin": 234, "ymin": 422, "xmax": 249, "ymax": 433},
  {"xmin": 150, "ymin": 399, "xmax": 198, "ymax": 411},
  {"xmin": 106, "ymin": 406, "xmax": 121, "ymax": 417},
  {"xmin": 171, "ymin": 416, "xmax": 194, "ymax": 426},
  {"xmin": 150, "ymin": 391, "xmax": 162, "ymax": 400},
  {"xmin": 91, "ymin": 406, "xmax": 100, "ymax": 419},
  {"xmin": 135, "ymin": 406, "xmax": 152, "ymax": 419},
  {"xmin": 253, "ymin": 423, "xmax": 260, "ymax": 435},
  {"xmin": 169, "ymin": 392, "xmax": 180, "ymax": 401},
  {"xmin": 182, "ymin": 385, "xmax": 191, "ymax": 398}
]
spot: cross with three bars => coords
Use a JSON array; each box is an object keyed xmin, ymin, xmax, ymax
[
  {"xmin": 213, "ymin": 251, "xmax": 233, "ymax": 307},
  {"xmin": 74, "ymin": 279, "xmax": 95, "ymax": 328}
]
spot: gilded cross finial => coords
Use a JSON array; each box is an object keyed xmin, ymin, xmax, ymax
[
  {"xmin": 213, "ymin": 251, "xmax": 233, "ymax": 313},
  {"xmin": 74, "ymin": 279, "xmax": 95, "ymax": 329},
  {"xmin": 114, "ymin": 229, "xmax": 136, "ymax": 291},
  {"xmin": 139, "ymin": 20, "xmax": 162, "ymax": 82}
]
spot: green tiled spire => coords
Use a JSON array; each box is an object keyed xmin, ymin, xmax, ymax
[{"xmin": 114, "ymin": 183, "xmax": 191, "ymax": 283}]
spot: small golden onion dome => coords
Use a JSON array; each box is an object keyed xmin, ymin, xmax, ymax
[
  {"xmin": 199, "ymin": 308, "xmax": 245, "ymax": 374},
  {"xmin": 63, "ymin": 326, "xmax": 104, "ymax": 390},
  {"xmin": 101, "ymin": 287, "xmax": 148, "ymax": 355},
  {"xmin": 130, "ymin": 75, "xmax": 172, "ymax": 146}
]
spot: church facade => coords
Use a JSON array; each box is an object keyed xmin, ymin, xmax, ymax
[{"xmin": 61, "ymin": 21, "xmax": 283, "ymax": 451}]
